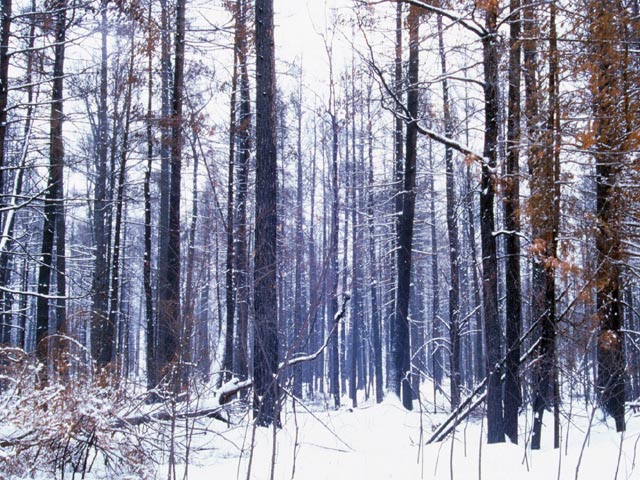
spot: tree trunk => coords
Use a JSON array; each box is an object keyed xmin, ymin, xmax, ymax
[
  {"xmin": 588, "ymin": 0, "xmax": 629, "ymax": 433},
  {"xmin": 429, "ymin": 148, "xmax": 442, "ymax": 409},
  {"xmin": 503, "ymin": 0, "xmax": 523, "ymax": 444},
  {"xmin": 0, "ymin": 0, "xmax": 11, "ymax": 203},
  {"xmin": 366, "ymin": 84, "xmax": 383, "ymax": 404},
  {"xmin": 222, "ymin": 2, "xmax": 239, "ymax": 382},
  {"xmin": 293, "ymin": 78, "xmax": 305, "ymax": 400},
  {"xmin": 36, "ymin": 0, "xmax": 67, "ymax": 377},
  {"xmin": 144, "ymin": 1, "xmax": 156, "ymax": 389},
  {"xmin": 91, "ymin": 0, "xmax": 111, "ymax": 369},
  {"xmin": 156, "ymin": 0, "xmax": 172, "ymax": 381},
  {"xmin": 107, "ymin": 24, "xmax": 136, "ymax": 374},
  {"xmin": 481, "ymin": 3, "xmax": 504, "ymax": 443},
  {"xmin": 527, "ymin": 0, "xmax": 560, "ymax": 449},
  {"xmin": 437, "ymin": 12, "xmax": 461, "ymax": 411},
  {"xmin": 391, "ymin": 6, "xmax": 419, "ymax": 410},
  {"xmin": 253, "ymin": 0, "xmax": 280, "ymax": 427},
  {"xmin": 234, "ymin": 0, "xmax": 251, "ymax": 380},
  {"xmin": 158, "ymin": 0, "xmax": 186, "ymax": 388}
]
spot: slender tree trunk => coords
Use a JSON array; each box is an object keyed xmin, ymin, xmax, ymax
[
  {"xmin": 158, "ymin": 0, "xmax": 186, "ymax": 388},
  {"xmin": 325, "ymin": 39, "xmax": 341, "ymax": 407},
  {"xmin": 392, "ymin": 6, "xmax": 419, "ymax": 410},
  {"xmin": 144, "ymin": 2, "xmax": 156, "ymax": 389},
  {"xmin": 309, "ymin": 114, "xmax": 321, "ymax": 394},
  {"xmin": 349, "ymin": 86, "xmax": 361, "ymax": 408},
  {"xmin": 182, "ymin": 125, "xmax": 201, "ymax": 385},
  {"xmin": 503, "ymin": 0, "xmax": 523, "ymax": 444},
  {"xmin": 429, "ymin": 148, "xmax": 442, "ymax": 408},
  {"xmin": 0, "ymin": 0, "xmax": 11, "ymax": 203},
  {"xmin": 222, "ymin": 4, "xmax": 239, "ymax": 382},
  {"xmin": 253, "ymin": 0, "xmax": 280, "ymax": 427},
  {"xmin": 390, "ymin": 0, "xmax": 403, "ymax": 380},
  {"xmin": 436, "ymin": 12, "xmax": 461, "ymax": 411},
  {"xmin": 156, "ymin": 0, "xmax": 172, "ymax": 380},
  {"xmin": 36, "ymin": 0, "xmax": 66, "ymax": 377},
  {"xmin": 293, "ymin": 79, "xmax": 305, "ymax": 399},
  {"xmin": 481, "ymin": 3, "xmax": 504, "ymax": 443},
  {"xmin": 0, "ymin": 0, "xmax": 34, "ymax": 345},
  {"xmin": 91, "ymin": 0, "xmax": 111, "ymax": 369},
  {"xmin": 528, "ymin": 0, "xmax": 560, "ymax": 449},
  {"xmin": 328, "ymin": 107, "xmax": 340, "ymax": 408},
  {"xmin": 366, "ymin": 85, "xmax": 383, "ymax": 404},
  {"xmin": 234, "ymin": 0, "xmax": 251, "ymax": 380},
  {"xmin": 107, "ymin": 24, "xmax": 136, "ymax": 374}
]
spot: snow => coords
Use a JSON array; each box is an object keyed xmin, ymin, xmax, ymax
[
  {"xmin": 5, "ymin": 380, "xmax": 639, "ymax": 479},
  {"xmin": 167, "ymin": 392, "xmax": 639, "ymax": 480}
]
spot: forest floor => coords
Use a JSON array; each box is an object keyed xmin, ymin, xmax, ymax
[
  {"xmin": 169, "ymin": 389, "xmax": 640, "ymax": 480},
  {"xmin": 5, "ymin": 381, "xmax": 639, "ymax": 479}
]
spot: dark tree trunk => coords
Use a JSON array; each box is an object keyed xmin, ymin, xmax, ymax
[
  {"xmin": 328, "ymin": 107, "xmax": 340, "ymax": 408},
  {"xmin": 390, "ymin": 0, "xmax": 403, "ymax": 383},
  {"xmin": 108, "ymin": 25, "xmax": 136, "ymax": 374},
  {"xmin": 293, "ymin": 80, "xmax": 305, "ymax": 400},
  {"xmin": 325, "ymin": 44, "xmax": 341, "ymax": 407},
  {"xmin": 481, "ymin": 4, "xmax": 504, "ymax": 443},
  {"xmin": 340, "ymin": 119, "xmax": 349, "ymax": 399},
  {"xmin": 588, "ymin": 0, "xmax": 628, "ymax": 433},
  {"xmin": 144, "ymin": 2, "xmax": 156, "ymax": 389},
  {"xmin": 91, "ymin": 0, "xmax": 111, "ymax": 369},
  {"xmin": 156, "ymin": 0, "xmax": 172, "ymax": 383},
  {"xmin": 528, "ymin": 0, "xmax": 560, "ymax": 449},
  {"xmin": 308, "ymin": 115, "xmax": 322, "ymax": 394},
  {"xmin": 503, "ymin": 0, "xmax": 523, "ymax": 444},
  {"xmin": 391, "ymin": 6, "xmax": 419, "ymax": 411},
  {"xmin": 36, "ymin": 0, "xmax": 66, "ymax": 376},
  {"xmin": 429, "ymin": 149, "xmax": 442, "ymax": 409},
  {"xmin": 437, "ymin": 12, "xmax": 461, "ymax": 411},
  {"xmin": 367, "ymin": 85, "xmax": 383, "ymax": 404},
  {"xmin": 349, "ymin": 83, "xmax": 362, "ymax": 408},
  {"xmin": 158, "ymin": 0, "xmax": 186, "ymax": 387},
  {"xmin": 462, "ymin": 139, "xmax": 483, "ymax": 384},
  {"xmin": 197, "ymin": 258, "xmax": 211, "ymax": 381},
  {"xmin": 0, "ymin": 0, "xmax": 11, "ymax": 203},
  {"xmin": 0, "ymin": 0, "xmax": 34, "ymax": 346},
  {"xmin": 234, "ymin": 0, "xmax": 251, "ymax": 381},
  {"xmin": 253, "ymin": 0, "xmax": 280, "ymax": 427},
  {"xmin": 222, "ymin": 3, "xmax": 239, "ymax": 382},
  {"xmin": 183, "ymin": 124, "xmax": 202, "ymax": 384}
]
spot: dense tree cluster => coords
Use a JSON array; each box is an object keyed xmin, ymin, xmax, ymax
[{"xmin": 0, "ymin": 0, "xmax": 639, "ymax": 451}]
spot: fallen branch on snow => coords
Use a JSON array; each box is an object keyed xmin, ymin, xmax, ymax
[{"xmin": 115, "ymin": 294, "xmax": 351, "ymax": 428}]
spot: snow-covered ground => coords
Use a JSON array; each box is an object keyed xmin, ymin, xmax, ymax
[
  {"xmin": 4, "ymin": 379, "xmax": 638, "ymax": 479},
  {"xmin": 175, "ymin": 394, "xmax": 640, "ymax": 480}
]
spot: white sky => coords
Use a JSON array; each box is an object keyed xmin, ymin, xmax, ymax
[{"xmin": 274, "ymin": 0, "xmax": 355, "ymax": 95}]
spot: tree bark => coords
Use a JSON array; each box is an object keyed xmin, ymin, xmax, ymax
[
  {"xmin": 91, "ymin": 0, "xmax": 111, "ymax": 369},
  {"xmin": 234, "ymin": 0, "xmax": 251, "ymax": 381},
  {"xmin": 157, "ymin": 0, "xmax": 186, "ymax": 388},
  {"xmin": 253, "ymin": 0, "xmax": 280, "ymax": 427},
  {"xmin": 480, "ymin": 3, "xmax": 504, "ymax": 443},
  {"xmin": 366, "ymin": 83, "xmax": 383, "ymax": 404},
  {"xmin": 503, "ymin": 0, "xmax": 522, "ymax": 444},
  {"xmin": 222, "ymin": 2, "xmax": 239, "ymax": 382},
  {"xmin": 588, "ymin": 0, "xmax": 628, "ymax": 433},
  {"xmin": 144, "ymin": 1, "xmax": 156, "ymax": 389},
  {"xmin": 36, "ymin": 0, "xmax": 67, "ymax": 377},
  {"xmin": 0, "ymin": 0, "xmax": 11, "ymax": 204},
  {"xmin": 436, "ymin": 11, "xmax": 461, "ymax": 411},
  {"xmin": 391, "ymin": 5, "xmax": 419, "ymax": 410},
  {"xmin": 107, "ymin": 24, "xmax": 136, "ymax": 375}
]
